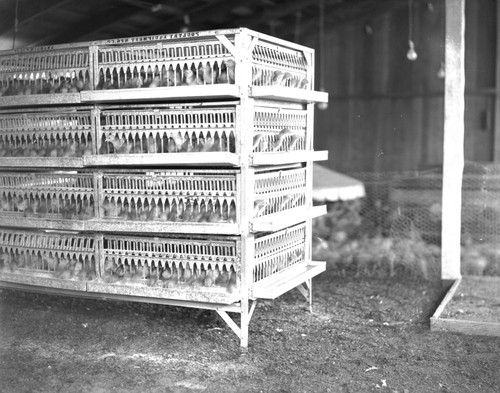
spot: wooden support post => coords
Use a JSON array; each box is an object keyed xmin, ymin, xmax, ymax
[
  {"xmin": 494, "ymin": 1, "xmax": 500, "ymax": 161},
  {"xmin": 441, "ymin": 0, "xmax": 465, "ymax": 281}
]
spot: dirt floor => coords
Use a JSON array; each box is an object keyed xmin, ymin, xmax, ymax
[{"xmin": 1, "ymin": 271, "xmax": 499, "ymax": 393}]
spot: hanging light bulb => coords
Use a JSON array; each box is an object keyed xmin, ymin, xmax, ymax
[
  {"xmin": 406, "ymin": 0, "xmax": 418, "ymax": 61},
  {"xmin": 407, "ymin": 40, "xmax": 418, "ymax": 61},
  {"xmin": 437, "ymin": 61, "xmax": 446, "ymax": 78}
]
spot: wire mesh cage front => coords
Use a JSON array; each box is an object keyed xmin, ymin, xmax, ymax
[
  {"xmin": 253, "ymin": 222, "xmax": 307, "ymax": 285},
  {"xmin": 253, "ymin": 102, "xmax": 308, "ymax": 154},
  {"xmin": 98, "ymin": 166, "xmax": 307, "ymax": 226},
  {"xmin": 97, "ymin": 103, "xmax": 236, "ymax": 155},
  {"xmin": 0, "ymin": 107, "xmax": 94, "ymax": 159},
  {"xmin": 313, "ymin": 165, "xmax": 500, "ymax": 281},
  {"xmin": 88, "ymin": 233, "xmax": 241, "ymax": 303},
  {"xmin": 0, "ymin": 228, "xmax": 97, "ymax": 289},
  {"xmin": 0, "ymin": 171, "xmax": 96, "ymax": 222},
  {"xmin": 99, "ymin": 169, "xmax": 238, "ymax": 225},
  {"xmin": 254, "ymin": 166, "xmax": 307, "ymax": 218},
  {"xmin": 93, "ymin": 29, "xmax": 312, "ymax": 92},
  {"xmin": 0, "ymin": 47, "xmax": 92, "ymax": 96}
]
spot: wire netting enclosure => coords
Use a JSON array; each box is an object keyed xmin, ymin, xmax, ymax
[{"xmin": 312, "ymin": 162, "xmax": 500, "ymax": 281}]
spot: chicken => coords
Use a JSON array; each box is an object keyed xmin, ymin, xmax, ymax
[
  {"xmin": 168, "ymin": 202, "xmax": 179, "ymax": 222},
  {"xmin": 60, "ymin": 140, "xmax": 76, "ymax": 157},
  {"xmin": 13, "ymin": 196, "xmax": 28, "ymax": 212},
  {"xmin": 299, "ymin": 78, "xmax": 309, "ymax": 89},
  {"xmin": 148, "ymin": 75, "xmax": 161, "ymax": 88},
  {"xmin": 23, "ymin": 199, "xmax": 38, "ymax": 217},
  {"xmin": 206, "ymin": 206, "xmax": 222, "ymax": 223},
  {"xmin": 72, "ymin": 260, "xmax": 83, "ymax": 280},
  {"xmin": 0, "ymin": 195, "xmax": 11, "ymax": 211},
  {"xmin": 180, "ymin": 202, "xmax": 193, "ymax": 221},
  {"xmin": 193, "ymin": 203, "xmax": 207, "ymax": 223},
  {"xmin": 123, "ymin": 76, "xmax": 143, "ymax": 89},
  {"xmin": 147, "ymin": 134, "xmax": 157, "ymax": 154},
  {"xmin": 201, "ymin": 136, "xmax": 220, "ymax": 152},
  {"xmin": 165, "ymin": 65, "xmax": 182, "ymax": 87},
  {"xmin": 161, "ymin": 266, "xmax": 172, "ymax": 280},
  {"xmin": 199, "ymin": 62, "xmax": 214, "ymax": 84},
  {"xmin": 227, "ymin": 204, "xmax": 237, "ymax": 223},
  {"xmin": 252, "ymin": 133, "xmax": 266, "ymax": 151},
  {"xmin": 226, "ymin": 269, "xmax": 237, "ymax": 293},
  {"xmin": 254, "ymin": 199, "xmax": 267, "ymax": 217},
  {"xmin": 203, "ymin": 270, "xmax": 218, "ymax": 287},
  {"xmin": 0, "ymin": 253, "xmax": 14, "ymax": 272},
  {"xmin": 271, "ymin": 70, "xmax": 287, "ymax": 86},
  {"xmin": 189, "ymin": 269, "xmax": 206, "ymax": 287},
  {"xmin": 163, "ymin": 267, "xmax": 179, "ymax": 288},
  {"xmin": 78, "ymin": 200, "xmax": 94, "ymax": 220},
  {"xmin": 252, "ymin": 67, "xmax": 264, "ymax": 85},
  {"xmin": 272, "ymin": 127, "xmax": 296, "ymax": 152},
  {"xmin": 184, "ymin": 69, "xmax": 202, "ymax": 86},
  {"xmin": 62, "ymin": 201, "xmax": 77, "ymax": 220},
  {"xmin": 103, "ymin": 257, "xmax": 118, "ymax": 275},
  {"xmin": 105, "ymin": 134, "xmax": 131, "ymax": 154},
  {"xmin": 147, "ymin": 205, "xmax": 161, "ymax": 221},
  {"xmin": 55, "ymin": 255, "xmax": 71, "ymax": 279},
  {"xmin": 181, "ymin": 265, "xmax": 193, "ymax": 283},
  {"xmin": 147, "ymin": 268, "xmax": 159, "ymax": 287},
  {"xmin": 167, "ymin": 132, "xmax": 185, "ymax": 153},
  {"xmin": 49, "ymin": 197, "xmax": 60, "ymax": 214},
  {"xmin": 217, "ymin": 60, "xmax": 235, "ymax": 84}
]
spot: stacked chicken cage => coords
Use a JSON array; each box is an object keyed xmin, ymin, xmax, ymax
[{"xmin": 0, "ymin": 28, "xmax": 328, "ymax": 347}]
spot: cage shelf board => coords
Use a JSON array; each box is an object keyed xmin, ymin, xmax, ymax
[
  {"xmin": 84, "ymin": 220, "xmax": 239, "ymax": 235},
  {"xmin": 86, "ymin": 281, "xmax": 240, "ymax": 305},
  {"xmin": 0, "ymin": 157, "xmax": 86, "ymax": 169},
  {"xmin": 83, "ymin": 152, "xmax": 240, "ymax": 167},
  {"xmin": 252, "ymin": 260, "xmax": 325, "ymax": 300},
  {"xmin": 0, "ymin": 218, "xmax": 87, "ymax": 232},
  {"xmin": 0, "ymin": 87, "xmax": 327, "ymax": 108},
  {"xmin": 0, "ymin": 271, "xmax": 87, "ymax": 291},
  {"xmin": 0, "ymin": 279, "xmax": 242, "ymax": 313},
  {"xmin": 251, "ymin": 86, "xmax": 328, "ymax": 104},
  {"xmin": 252, "ymin": 205, "xmax": 326, "ymax": 233},
  {"xmin": 0, "ymin": 93, "xmax": 82, "ymax": 108},
  {"xmin": 80, "ymin": 85, "xmax": 241, "ymax": 104},
  {"xmin": 251, "ymin": 150, "xmax": 328, "ymax": 166},
  {"xmin": 431, "ymin": 275, "xmax": 500, "ymax": 337}
]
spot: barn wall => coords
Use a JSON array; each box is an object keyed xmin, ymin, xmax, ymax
[{"xmin": 305, "ymin": 0, "xmax": 496, "ymax": 173}]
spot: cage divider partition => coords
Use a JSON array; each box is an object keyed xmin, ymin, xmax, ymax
[{"xmin": 0, "ymin": 28, "xmax": 328, "ymax": 347}]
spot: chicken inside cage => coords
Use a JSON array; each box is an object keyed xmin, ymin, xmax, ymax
[
  {"xmin": 98, "ymin": 130, "xmax": 235, "ymax": 155},
  {"xmin": 101, "ymin": 257, "xmax": 237, "ymax": 292},
  {"xmin": 0, "ymin": 70, "xmax": 91, "ymax": 97},
  {"xmin": 96, "ymin": 59, "xmax": 236, "ymax": 90},
  {"xmin": 100, "ymin": 195, "xmax": 236, "ymax": 224},
  {"xmin": 0, "ymin": 247, "xmax": 97, "ymax": 281},
  {"xmin": 0, "ymin": 131, "xmax": 94, "ymax": 158},
  {"xmin": 0, "ymin": 191, "xmax": 95, "ymax": 220}
]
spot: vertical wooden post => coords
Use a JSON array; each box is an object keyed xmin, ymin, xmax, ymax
[
  {"xmin": 441, "ymin": 0, "xmax": 465, "ymax": 281},
  {"xmin": 494, "ymin": 1, "xmax": 500, "ymax": 161}
]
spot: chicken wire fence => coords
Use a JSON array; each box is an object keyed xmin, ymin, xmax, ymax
[{"xmin": 312, "ymin": 162, "xmax": 500, "ymax": 281}]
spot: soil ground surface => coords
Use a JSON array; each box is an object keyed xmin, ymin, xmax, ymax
[{"xmin": 1, "ymin": 271, "xmax": 500, "ymax": 393}]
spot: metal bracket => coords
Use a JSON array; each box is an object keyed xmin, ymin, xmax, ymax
[
  {"xmin": 215, "ymin": 299, "xmax": 257, "ymax": 340},
  {"xmin": 215, "ymin": 34, "xmax": 241, "ymax": 59},
  {"xmin": 295, "ymin": 279, "xmax": 312, "ymax": 313}
]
